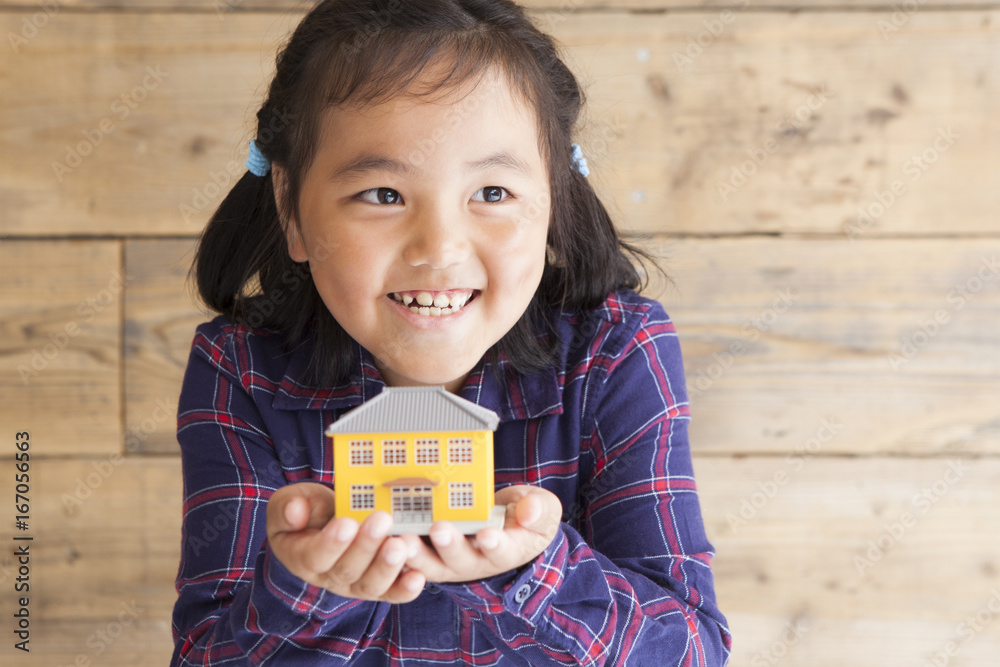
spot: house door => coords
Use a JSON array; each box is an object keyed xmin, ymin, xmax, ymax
[{"xmin": 391, "ymin": 485, "xmax": 433, "ymax": 525}]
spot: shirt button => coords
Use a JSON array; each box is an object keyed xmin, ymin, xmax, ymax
[{"xmin": 514, "ymin": 584, "xmax": 531, "ymax": 604}]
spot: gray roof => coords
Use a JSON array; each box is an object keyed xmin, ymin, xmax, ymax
[{"xmin": 325, "ymin": 386, "xmax": 499, "ymax": 435}]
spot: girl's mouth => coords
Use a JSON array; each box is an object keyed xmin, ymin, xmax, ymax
[{"xmin": 388, "ymin": 290, "xmax": 478, "ymax": 317}]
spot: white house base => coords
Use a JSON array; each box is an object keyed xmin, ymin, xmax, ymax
[{"xmin": 388, "ymin": 505, "xmax": 507, "ymax": 536}]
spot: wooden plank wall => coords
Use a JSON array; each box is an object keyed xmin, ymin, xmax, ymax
[{"xmin": 1, "ymin": 1, "xmax": 998, "ymax": 664}]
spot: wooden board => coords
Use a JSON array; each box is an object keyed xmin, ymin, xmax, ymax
[
  {"xmin": 648, "ymin": 237, "xmax": 1000, "ymax": 455},
  {"xmin": 694, "ymin": 456, "xmax": 1000, "ymax": 667},
  {"xmin": 0, "ymin": 240, "xmax": 121, "ymax": 457},
  {"xmin": 2, "ymin": 10, "xmax": 998, "ymax": 236},
  {"xmin": 124, "ymin": 238, "xmax": 209, "ymax": 454},
  {"xmin": 0, "ymin": 1, "xmax": 994, "ymax": 10},
  {"xmin": 0, "ymin": 458, "xmax": 181, "ymax": 665},
  {"xmin": 0, "ymin": 11, "xmax": 296, "ymax": 236},
  {"xmin": 1, "ymin": 456, "xmax": 998, "ymax": 666}
]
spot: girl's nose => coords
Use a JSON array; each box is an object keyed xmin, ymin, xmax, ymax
[{"xmin": 401, "ymin": 207, "xmax": 471, "ymax": 270}]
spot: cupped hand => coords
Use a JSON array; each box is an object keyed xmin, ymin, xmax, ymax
[
  {"xmin": 266, "ymin": 482, "xmax": 425, "ymax": 603},
  {"xmin": 400, "ymin": 485, "xmax": 562, "ymax": 584}
]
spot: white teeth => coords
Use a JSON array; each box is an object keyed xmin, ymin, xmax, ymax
[{"xmin": 395, "ymin": 290, "xmax": 474, "ymax": 317}]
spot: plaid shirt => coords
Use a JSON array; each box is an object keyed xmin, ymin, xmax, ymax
[{"xmin": 171, "ymin": 290, "xmax": 731, "ymax": 666}]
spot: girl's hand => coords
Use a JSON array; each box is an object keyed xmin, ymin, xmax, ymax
[
  {"xmin": 266, "ymin": 482, "xmax": 425, "ymax": 603},
  {"xmin": 400, "ymin": 485, "xmax": 562, "ymax": 584}
]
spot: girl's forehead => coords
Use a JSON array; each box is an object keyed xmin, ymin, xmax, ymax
[
  {"xmin": 332, "ymin": 67, "xmax": 534, "ymax": 126},
  {"xmin": 317, "ymin": 74, "xmax": 544, "ymax": 164}
]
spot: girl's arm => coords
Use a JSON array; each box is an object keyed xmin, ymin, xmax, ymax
[
  {"xmin": 427, "ymin": 301, "xmax": 732, "ymax": 666},
  {"xmin": 170, "ymin": 321, "xmax": 394, "ymax": 666}
]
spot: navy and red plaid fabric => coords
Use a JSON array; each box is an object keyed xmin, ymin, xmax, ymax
[{"xmin": 171, "ymin": 289, "xmax": 731, "ymax": 665}]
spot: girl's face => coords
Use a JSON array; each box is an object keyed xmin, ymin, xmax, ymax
[{"xmin": 281, "ymin": 70, "xmax": 551, "ymax": 393}]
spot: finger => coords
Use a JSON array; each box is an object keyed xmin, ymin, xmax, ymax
[
  {"xmin": 473, "ymin": 526, "xmax": 514, "ymax": 570},
  {"xmin": 400, "ymin": 533, "xmax": 449, "ymax": 580},
  {"xmin": 348, "ymin": 536, "xmax": 412, "ymax": 600},
  {"xmin": 382, "ymin": 567, "xmax": 426, "ymax": 604},
  {"xmin": 494, "ymin": 484, "xmax": 531, "ymax": 508},
  {"xmin": 283, "ymin": 495, "xmax": 311, "ymax": 531},
  {"xmin": 267, "ymin": 487, "xmax": 311, "ymax": 542},
  {"xmin": 514, "ymin": 492, "xmax": 543, "ymax": 528},
  {"xmin": 299, "ymin": 517, "xmax": 358, "ymax": 574},
  {"xmin": 327, "ymin": 511, "xmax": 393, "ymax": 586},
  {"xmin": 267, "ymin": 483, "xmax": 337, "ymax": 537},
  {"xmin": 515, "ymin": 488, "xmax": 562, "ymax": 536},
  {"xmin": 428, "ymin": 522, "xmax": 484, "ymax": 579}
]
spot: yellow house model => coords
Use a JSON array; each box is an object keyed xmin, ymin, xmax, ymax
[{"xmin": 325, "ymin": 386, "xmax": 505, "ymax": 535}]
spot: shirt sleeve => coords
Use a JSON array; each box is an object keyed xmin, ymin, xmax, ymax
[
  {"xmin": 170, "ymin": 321, "xmax": 390, "ymax": 665},
  {"xmin": 435, "ymin": 302, "xmax": 732, "ymax": 666}
]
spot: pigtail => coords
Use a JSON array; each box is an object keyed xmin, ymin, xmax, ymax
[
  {"xmin": 193, "ymin": 171, "xmax": 282, "ymax": 316},
  {"xmin": 192, "ymin": 159, "xmax": 356, "ymax": 385}
]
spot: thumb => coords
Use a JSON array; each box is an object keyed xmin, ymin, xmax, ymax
[
  {"xmin": 267, "ymin": 482, "xmax": 336, "ymax": 537},
  {"xmin": 508, "ymin": 487, "xmax": 561, "ymax": 533},
  {"xmin": 515, "ymin": 492, "xmax": 543, "ymax": 528},
  {"xmin": 282, "ymin": 495, "xmax": 311, "ymax": 531}
]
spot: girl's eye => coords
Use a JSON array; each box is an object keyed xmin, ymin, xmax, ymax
[
  {"xmin": 357, "ymin": 188, "xmax": 403, "ymax": 205},
  {"xmin": 356, "ymin": 186, "xmax": 512, "ymax": 205},
  {"xmin": 472, "ymin": 186, "xmax": 511, "ymax": 203}
]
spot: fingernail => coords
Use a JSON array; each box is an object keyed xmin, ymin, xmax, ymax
[
  {"xmin": 431, "ymin": 529, "xmax": 452, "ymax": 547},
  {"xmin": 334, "ymin": 519, "xmax": 358, "ymax": 543},
  {"xmin": 368, "ymin": 513, "xmax": 392, "ymax": 538},
  {"xmin": 407, "ymin": 541, "xmax": 419, "ymax": 558},
  {"xmin": 478, "ymin": 531, "xmax": 499, "ymax": 550},
  {"xmin": 384, "ymin": 545, "xmax": 405, "ymax": 565}
]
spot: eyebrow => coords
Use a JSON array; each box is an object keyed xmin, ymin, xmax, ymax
[{"xmin": 331, "ymin": 150, "xmax": 532, "ymax": 181}]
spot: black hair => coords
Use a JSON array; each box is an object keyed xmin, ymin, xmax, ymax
[{"xmin": 193, "ymin": 0, "xmax": 652, "ymax": 387}]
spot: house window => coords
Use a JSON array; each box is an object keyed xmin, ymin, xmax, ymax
[
  {"xmin": 415, "ymin": 439, "xmax": 440, "ymax": 465},
  {"xmin": 447, "ymin": 438, "xmax": 474, "ymax": 464},
  {"xmin": 350, "ymin": 484, "xmax": 375, "ymax": 510},
  {"xmin": 391, "ymin": 486, "xmax": 433, "ymax": 523},
  {"xmin": 449, "ymin": 482, "xmax": 474, "ymax": 509},
  {"xmin": 348, "ymin": 440, "xmax": 374, "ymax": 466},
  {"xmin": 382, "ymin": 439, "xmax": 407, "ymax": 466}
]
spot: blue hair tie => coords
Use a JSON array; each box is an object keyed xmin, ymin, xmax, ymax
[
  {"xmin": 246, "ymin": 140, "xmax": 271, "ymax": 177},
  {"xmin": 571, "ymin": 143, "xmax": 589, "ymax": 177}
]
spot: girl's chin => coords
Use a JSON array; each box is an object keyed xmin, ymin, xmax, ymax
[{"xmin": 374, "ymin": 357, "xmax": 476, "ymax": 392}]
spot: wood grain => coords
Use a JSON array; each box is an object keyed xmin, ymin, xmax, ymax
[
  {"xmin": 124, "ymin": 238, "xmax": 209, "ymax": 454},
  {"xmin": 0, "ymin": 458, "xmax": 181, "ymax": 665},
  {"xmin": 694, "ymin": 456, "xmax": 1000, "ymax": 667},
  {"xmin": 0, "ymin": 1, "xmax": 994, "ymax": 10},
  {"xmin": 648, "ymin": 237, "xmax": 1000, "ymax": 455},
  {"xmin": 0, "ymin": 240, "xmax": 122, "ymax": 457},
  {"xmin": 2, "ymin": 10, "xmax": 997, "ymax": 235}
]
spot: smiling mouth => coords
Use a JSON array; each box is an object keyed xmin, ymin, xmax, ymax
[{"xmin": 389, "ymin": 290, "xmax": 478, "ymax": 317}]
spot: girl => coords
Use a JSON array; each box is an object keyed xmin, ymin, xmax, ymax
[{"xmin": 172, "ymin": 0, "xmax": 731, "ymax": 664}]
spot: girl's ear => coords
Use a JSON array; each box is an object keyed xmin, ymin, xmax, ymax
[{"xmin": 272, "ymin": 164, "xmax": 309, "ymax": 263}]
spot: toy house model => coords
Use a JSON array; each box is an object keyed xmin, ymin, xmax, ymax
[{"xmin": 325, "ymin": 386, "xmax": 505, "ymax": 535}]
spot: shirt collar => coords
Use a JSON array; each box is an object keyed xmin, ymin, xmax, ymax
[{"xmin": 272, "ymin": 338, "xmax": 563, "ymax": 422}]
